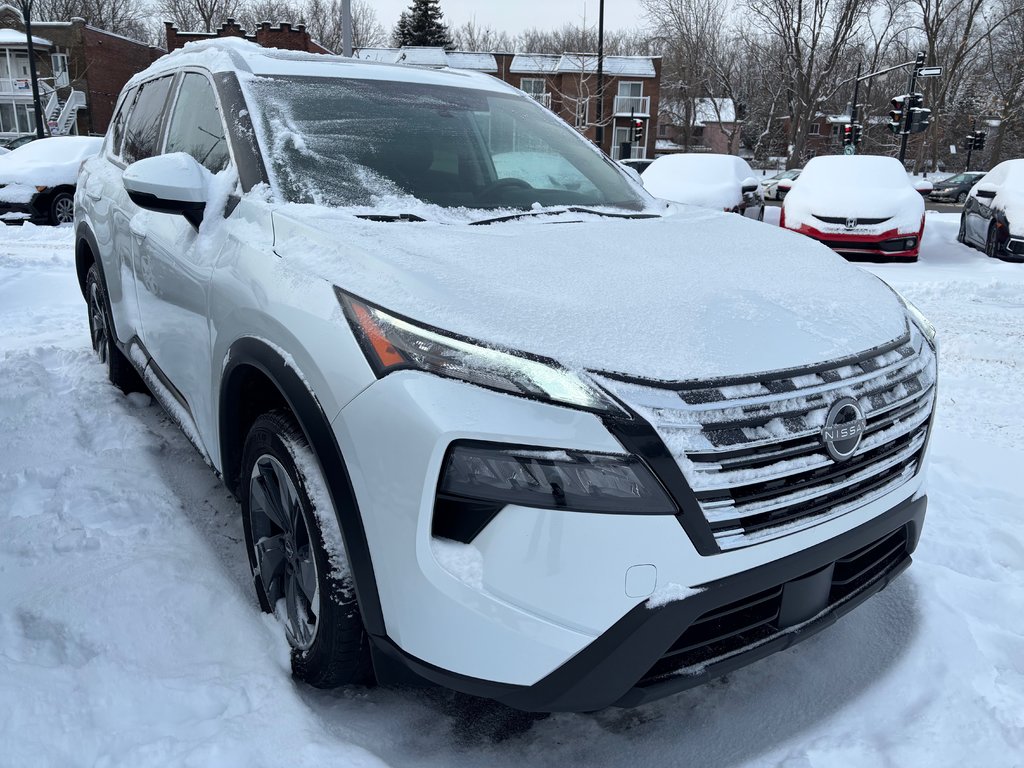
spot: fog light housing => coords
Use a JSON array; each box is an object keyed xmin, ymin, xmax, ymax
[{"xmin": 432, "ymin": 441, "xmax": 677, "ymax": 542}]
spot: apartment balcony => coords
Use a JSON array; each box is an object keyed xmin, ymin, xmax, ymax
[
  {"xmin": 613, "ymin": 95, "xmax": 650, "ymax": 117},
  {"xmin": 0, "ymin": 78, "xmax": 35, "ymax": 95},
  {"xmin": 528, "ymin": 92, "xmax": 552, "ymax": 109},
  {"xmin": 611, "ymin": 143, "xmax": 647, "ymax": 160}
]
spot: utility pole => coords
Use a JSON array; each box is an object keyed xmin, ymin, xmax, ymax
[
  {"xmin": 899, "ymin": 52, "xmax": 926, "ymax": 166},
  {"xmin": 595, "ymin": 0, "xmax": 605, "ymax": 152},
  {"xmin": 19, "ymin": 0, "xmax": 46, "ymax": 139},
  {"xmin": 341, "ymin": 0, "xmax": 352, "ymax": 57},
  {"xmin": 849, "ymin": 62, "xmax": 861, "ymax": 155},
  {"xmin": 965, "ymin": 118, "xmax": 976, "ymax": 172}
]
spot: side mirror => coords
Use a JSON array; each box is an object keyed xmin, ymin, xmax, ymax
[
  {"xmin": 123, "ymin": 153, "xmax": 207, "ymax": 228},
  {"xmin": 740, "ymin": 176, "xmax": 760, "ymax": 194},
  {"xmin": 974, "ymin": 183, "xmax": 997, "ymax": 200}
]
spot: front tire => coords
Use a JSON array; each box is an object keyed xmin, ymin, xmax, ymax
[
  {"xmin": 241, "ymin": 410, "xmax": 372, "ymax": 688},
  {"xmin": 85, "ymin": 264, "xmax": 145, "ymax": 393},
  {"xmin": 957, "ymin": 214, "xmax": 967, "ymax": 245},
  {"xmin": 957, "ymin": 191, "xmax": 968, "ymax": 205},
  {"xmin": 50, "ymin": 191, "xmax": 75, "ymax": 225},
  {"xmin": 985, "ymin": 223, "xmax": 1002, "ymax": 259}
]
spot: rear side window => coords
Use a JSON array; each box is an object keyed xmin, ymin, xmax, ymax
[
  {"xmin": 122, "ymin": 76, "xmax": 173, "ymax": 166},
  {"xmin": 108, "ymin": 85, "xmax": 137, "ymax": 159},
  {"xmin": 164, "ymin": 73, "xmax": 230, "ymax": 172}
]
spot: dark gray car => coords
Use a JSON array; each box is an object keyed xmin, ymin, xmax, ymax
[{"xmin": 929, "ymin": 171, "xmax": 986, "ymax": 204}]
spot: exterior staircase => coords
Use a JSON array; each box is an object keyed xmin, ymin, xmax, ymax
[{"xmin": 44, "ymin": 89, "xmax": 86, "ymax": 136}]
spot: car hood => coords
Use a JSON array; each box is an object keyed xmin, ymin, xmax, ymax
[{"xmin": 271, "ymin": 205, "xmax": 907, "ymax": 382}]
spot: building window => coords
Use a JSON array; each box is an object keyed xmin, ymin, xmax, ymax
[
  {"xmin": 575, "ymin": 97, "xmax": 589, "ymax": 128},
  {"xmin": 658, "ymin": 122, "xmax": 668, "ymax": 137},
  {"xmin": 51, "ymin": 53, "xmax": 69, "ymax": 89},
  {"xmin": 519, "ymin": 78, "xmax": 546, "ymax": 97},
  {"xmin": 808, "ymin": 123, "xmax": 821, "ymax": 135},
  {"xmin": 617, "ymin": 81, "xmax": 643, "ymax": 98}
]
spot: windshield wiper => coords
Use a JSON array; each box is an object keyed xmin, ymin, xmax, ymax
[
  {"xmin": 355, "ymin": 213, "xmax": 427, "ymax": 223},
  {"xmin": 470, "ymin": 206, "xmax": 661, "ymax": 226}
]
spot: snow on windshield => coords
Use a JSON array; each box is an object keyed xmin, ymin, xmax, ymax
[{"xmin": 240, "ymin": 75, "xmax": 646, "ymax": 212}]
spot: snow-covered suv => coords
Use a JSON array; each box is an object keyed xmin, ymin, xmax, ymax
[{"xmin": 74, "ymin": 39, "xmax": 937, "ymax": 712}]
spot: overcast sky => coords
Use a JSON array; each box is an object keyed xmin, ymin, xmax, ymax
[{"xmin": 369, "ymin": 1, "xmax": 649, "ymax": 37}]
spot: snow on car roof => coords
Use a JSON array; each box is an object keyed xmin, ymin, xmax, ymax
[
  {"xmin": 0, "ymin": 136, "xmax": 102, "ymax": 188},
  {"xmin": 799, "ymin": 154, "xmax": 912, "ymax": 188},
  {"xmin": 641, "ymin": 154, "xmax": 755, "ymax": 210},
  {"xmin": 128, "ymin": 38, "xmax": 513, "ymax": 92}
]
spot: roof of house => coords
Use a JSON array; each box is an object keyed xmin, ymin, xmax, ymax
[
  {"xmin": 0, "ymin": 28, "xmax": 52, "ymax": 47},
  {"xmin": 660, "ymin": 97, "xmax": 738, "ymax": 126}
]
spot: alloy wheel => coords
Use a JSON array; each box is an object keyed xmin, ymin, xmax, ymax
[
  {"xmin": 249, "ymin": 455, "xmax": 320, "ymax": 650},
  {"xmin": 87, "ymin": 281, "xmax": 109, "ymax": 364},
  {"xmin": 53, "ymin": 195, "xmax": 74, "ymax": 224}
]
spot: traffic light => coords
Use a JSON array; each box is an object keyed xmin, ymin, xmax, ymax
[
  {"xmin": 851, "ymin": 123, "xmax": 863, "ymax": 145},
  {"xmin": 906, "ymin": 93, "xmax": 930, "ymax": 134},
  {"xmin": 843, "ymin": 125, "xmax": 853, "ymax": 146},
  {"xmin": 889, "ymin": 95, "xmax": 908, "ymax": 134},
  {"xmin": 632, "ymin": 119, "xmax": 644, "ymax": 144},
  {"xmin": 973, "ymin": 130, "xmax": 986, "ymax": 151}
]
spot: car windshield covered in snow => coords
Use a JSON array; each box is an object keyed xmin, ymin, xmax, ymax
[{"xmin": 245, "ymin": 76, "xmax": 646, "ymax": 211}]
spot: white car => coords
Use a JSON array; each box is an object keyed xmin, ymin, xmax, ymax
[
  {"xmin": 958, "ymin": 159, "xmax": 1024, "ymax": 261},
  {"xmin": 762, "ymin": 169, "xmax": 801, "ymax": 200},
  {"xmin": 641, "ymin": 153, "xmax": 766, "ymax": 219},
  {"xmin": 75, "ymin": 39, "xmax": 937, "ymax": 712},
  {"xmin": 781, "ymin": 155, "xmax": 926, "ymax": 261},
  {"xmin": 0, "ymin": 136, "xmax": 103, "ymax": 224}
]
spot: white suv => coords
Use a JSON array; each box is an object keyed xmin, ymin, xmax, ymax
[{"xmin": 75, "ymin": 39, "xmax": 937, "ymax": 712}]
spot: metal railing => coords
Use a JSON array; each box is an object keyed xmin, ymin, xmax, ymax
[
  {"xmin": 613, "ymin": 95, "xmax": 650, "ymax": 116},
  {"xmin": 527, "ymin": 92, "xmax": 552, "ymax": 109}
]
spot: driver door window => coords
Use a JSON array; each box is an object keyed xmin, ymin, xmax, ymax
[{"xmin": 164, "ymin": 73, "xmax": 230, "ymax": 172}]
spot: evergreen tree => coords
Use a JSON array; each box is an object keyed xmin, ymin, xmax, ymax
[{"xmin": 391, "ymin": 0, "xmax": 452, "ymax": 49}]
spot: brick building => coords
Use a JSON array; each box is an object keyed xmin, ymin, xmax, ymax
[
  {"xmin": 357, "ymin": 47, "xmax": 662, "ymax": 160},
  {"xmin": 165, "ymin": 18, "xmax": 332, "ymax": 55},
  {"xmin": 0, "ymin": 4, "xmax": 163, "ymax": 138},
  {"xmin": 656, "ymin": 97, "xmax": 742, "ymax": 155}
]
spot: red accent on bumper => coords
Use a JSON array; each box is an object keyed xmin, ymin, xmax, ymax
[{"xmin": 786, "ymin": 221, "xmax": 924, "ymax": 258}]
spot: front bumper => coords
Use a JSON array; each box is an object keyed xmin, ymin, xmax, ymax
[
  {"xmin": 0, "ymin": 197, "xmax": 45, "ymax": 224},
  {"xmin": 380, "ymin": 493, "xmax": 926, "ymax": 712},
  {"xmin": 790, "ymin": 223, "xmax": 922, "ymax": 259},
  {"xmin": 335, "ymin": 369, "xmax": 930, "ymax": 709}
]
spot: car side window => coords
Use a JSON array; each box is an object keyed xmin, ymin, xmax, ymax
[
  {"xmin": 122, "ymin": 75, "xmax": 173, "ymax": 166},
  {"xmin": 164, "ymin": 73, "xmax": 230, "ymax": 173},
  {"xmin": 108, "ymin": 85, "xmax": 138, "ymax": 160}
]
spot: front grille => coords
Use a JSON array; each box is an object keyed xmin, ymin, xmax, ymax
[
  {"xmin": 595, "ymin": 323, "xmax": 936, "ymax": 550},
  {"xmin": 638, "ymin": 525, "xmax": 910, "ymax": 685},
  {"xmin": 814, "ymin": 215, "xmax": 892, "ymax": 226}
]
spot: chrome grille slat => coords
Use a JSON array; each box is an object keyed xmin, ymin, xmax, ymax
[
  {"xmin": 701, "ymin": 431, "xmax": 927, "ymax": 522},
  {"xmin": 593, "ymin": 323, "xmax": 936, "ymax": 549}
]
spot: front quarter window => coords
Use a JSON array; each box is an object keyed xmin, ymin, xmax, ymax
[{"xmin": 244, "ymin": 75, "xmax": 648, "ymax": 212}]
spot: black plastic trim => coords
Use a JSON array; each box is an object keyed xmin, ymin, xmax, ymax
[
  {"xmin": 218, "ymin": 337, "xmax": 386, "ymax": 637},
  {"xmin": 376, "ymin": 493, "xmax": 926, "ymax": 712}
]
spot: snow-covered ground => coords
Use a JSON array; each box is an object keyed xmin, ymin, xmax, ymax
[{"xmin": 1, "ymin": 213, "xmax": 1021, "ymax": 766}]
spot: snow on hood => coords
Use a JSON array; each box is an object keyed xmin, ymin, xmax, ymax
[
  {"xmin": 270, "ymin": 204, "xmax": 907, "ymax": 382},
  {"xmin": 642, "ymin": 154, "xmax": 756, "ymax": 211},
  {"xmin": 784, "ymin": 155, "xmax": 924, "ymax": 235},
  {"xmin": 0, "ymin": 137, "xmax": 103, "ymax": 188}
]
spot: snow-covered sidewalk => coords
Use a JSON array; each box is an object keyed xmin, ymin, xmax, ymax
[{"xmin": 1, "ymin": 215, "xmax": 1021, "ymax": 767}]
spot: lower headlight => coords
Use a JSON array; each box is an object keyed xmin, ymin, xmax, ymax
[{"xmin": 432, "ymin": 442, "xmax": 677, "ymax": 542}]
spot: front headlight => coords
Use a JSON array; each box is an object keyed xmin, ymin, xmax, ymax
[{"xmin": 336, "ymin": 289, "xmax": 626, "ymax": 415}]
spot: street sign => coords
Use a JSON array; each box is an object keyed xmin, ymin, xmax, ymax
[
  {"xmin": 950, "ymin": 144, "xmax": 957, "ymax": 154},
  {"xmin": 918, "ymin": 67, "xmax": 942, "ymax": 78},
  {"xmin": 843, "ymin": 145, "xmax": 855, "ymax": 155}
]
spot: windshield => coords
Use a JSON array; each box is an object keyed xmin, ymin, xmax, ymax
[
  {"xmin": 944, "ymin": 173, "xmax": 972, "ymax": 184},
  {"xmin": 244, "ymin": 76, "xmax": 648, "ymax": 212}
]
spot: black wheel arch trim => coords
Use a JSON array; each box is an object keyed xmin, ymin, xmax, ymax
[{"xmin": 220, "ymin": 336, "xmax": 386, "ymax": 636}]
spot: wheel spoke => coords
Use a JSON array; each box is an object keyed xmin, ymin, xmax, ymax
[
  {"xmin": 253, "ymin": 464, "xmax": 291, "ymax": 532},
  {"xmin": 255, "ymin": 533, "xmax": 287, "ymax": 590},
  {"xmin": 285, "ymin": 568, "xmax": 313, "ymax": 647},
  {"xmin": 294, "ymin": 552, "xmax": 318, "ymax": 606}
]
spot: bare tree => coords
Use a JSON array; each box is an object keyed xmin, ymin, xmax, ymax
[
  {"xmin": 302, "ymin": 0, "xmax": 385, "ymax": 52},
  {"xmin": 157, "ymin": 0, "xmax": 240, "ymax": 33},
  {"xmin": 451, "ymin": 19, "xmax": 512, "ymax": 51},
  {"xmin": 34, "ymin": 0, "xmax": 150, "ymax": 38}
]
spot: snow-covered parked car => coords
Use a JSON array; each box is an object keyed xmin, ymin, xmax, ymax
[
  {"xmin": 641, "ymin": 153, "xmax": 765, "ymax": 219},
  {"xmin": 0, "ymin": 136, "xmax": 102, "ymax": 224},
  {"xmin": 761, "ymin": 168, "xmax": 801, "ymax": 200},
  {"xmin": 958, "ymin": 159, "xmax": 1024, "ymax": 261},
  {"xmin": 75, "ymin": 39, "xmax": 937, "ymax": 713},
  {"xmin": 781, "ymin": 155, "xmax": 926, "ymax": 261}
]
